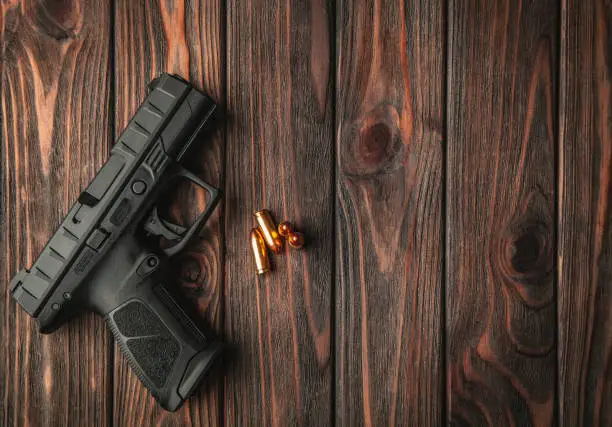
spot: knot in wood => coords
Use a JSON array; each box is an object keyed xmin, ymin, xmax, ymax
[
  {"xmin": 491, "ymin": 187, "xmax": 555, "ymax": 308},
  {"xmin": 500, "ymin": 221, "xmax": 552, "ymax": 286},
  {"xmin": 340, "ymin": 103, "xmax": 407, "ymax": 179},
  {"xmin": 181, "ymin": 257, "xmax": 204, "ymax": 282},
  {"xmin": 29, "ymin": 0, "xmax": 82, "ymax": 40},
  {"xmin": 359, "ymin": 122, "xmax": 391, "ymax": 165},
  {"xmin": 172, "ymin": 253, "xmax": 207, "ymax": 295}
]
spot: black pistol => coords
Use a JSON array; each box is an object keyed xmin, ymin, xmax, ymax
[{"xmin": 9, "ymin": 74, "xmax": 223, "ymax": 411}]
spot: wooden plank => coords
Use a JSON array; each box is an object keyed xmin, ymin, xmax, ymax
[
  {"xmin": 558, "ymin": 0, "xmax": 612, "ymax": 425},
  {"xmin": 113, "ymin": 0, "xmax": 225, "ymax": 425},
  {"xmin": 335, "ymin": 0, "xmax": 444, "ymax": 425},
  {"xmin": 0, "ymin": 0, "xmax": 112, "ymax": 425},
  {"xmin": 224, "ymin": 0, "xmax": 334, "ymax": 424},
  {"xmin": 447, "ymin": 0, "xmax": 558, "ymax": 425}
]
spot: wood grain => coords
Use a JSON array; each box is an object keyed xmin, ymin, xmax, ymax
[
  {"xmin": 0, "ymin": 0, "xmax": 112, "ymax": 425},
  {"xmin": 224, "ymin": 0, "xmax": 334, "ymax": 424},
  {"xmin": 113, "ymin": 0, "xmax": 225, "ymax": 425},
  {"xmin": 335, "ymin": 0, "xmax": 444, "ymax": 425},
  {"xmin": 558, "ymin": 0, "xmax": 612, "ymax": 425},
  {"xmin": 5, "ymin": 0, "xmax": 612, "ymax": 424},
  {"xmin": 447, "ymin": 0, "xmax": 558, "ymax": 425}
]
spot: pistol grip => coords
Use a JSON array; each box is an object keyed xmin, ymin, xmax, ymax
[{"xmin": 104, "ymin": 271, "xmax": 222, "ymax": 411}]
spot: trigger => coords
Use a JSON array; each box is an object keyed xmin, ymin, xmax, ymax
[
  {"xmin": 144, "ymin": 207, "xmax": 187, "ymax": 241},
  {"xmin": 161, "ymin": 218, "xmax": 187, "ymax": 236}
]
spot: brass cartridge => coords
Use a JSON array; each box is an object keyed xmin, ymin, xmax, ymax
[
  {"xmin": 250, "ymin": 228, "xmax": 271, "ymax": 274},
  {"xmin": 253, "ymin": 210, "xmax": 283, "ymax": 253}
]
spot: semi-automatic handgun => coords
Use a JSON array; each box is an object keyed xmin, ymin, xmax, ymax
[{"xmin": 9, "ymin": 74, "xmax": 223, "ymax": 411}]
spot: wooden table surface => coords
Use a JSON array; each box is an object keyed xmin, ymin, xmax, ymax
[{"xmin": 0, "ymin": 0, "xmax": 609, "ymax": 426}]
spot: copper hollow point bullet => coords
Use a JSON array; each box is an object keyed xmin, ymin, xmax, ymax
[
  {"xmin": 278, "ymin": 221, "xmax": 293, "ymax": 237},
  {"xmin": 253, "ymin": 209, "xmax": 284, "ymax": 253},
  {"xmin": 250, "ymin": 228, "xmax": 271, "ymax": 274},
  {"xmin": 288, "ymin": 232, "xmax": 305, "ymax": 249}
]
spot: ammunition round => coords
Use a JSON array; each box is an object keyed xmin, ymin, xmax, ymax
[
  {"xmin": 250, "ymin": 227, "xmax": 271, "ymax": 274},
  {"xmin": 278, "ymin": 221, "xmax": 293, "ymax": 237},
  {"xmin": 253, "ymin": 209, "xmax": 284, "ymax": 253},
  {"xmin": 288, "ymin": 232, "xmax": 305, "ymax": 249}
]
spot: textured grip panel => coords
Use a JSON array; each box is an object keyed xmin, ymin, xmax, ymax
[
  {"xmin": 105, "ymin": 285, "xmax": 223, "ymax": 411},
  {"xmin": 112, "ymin": 301, "xmax": 180, "ymax": 388}
]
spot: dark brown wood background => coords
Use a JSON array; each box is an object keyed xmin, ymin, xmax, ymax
[{"xmin": 0, "ymin": 0, "xmax": 609, "ymax": 426}]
